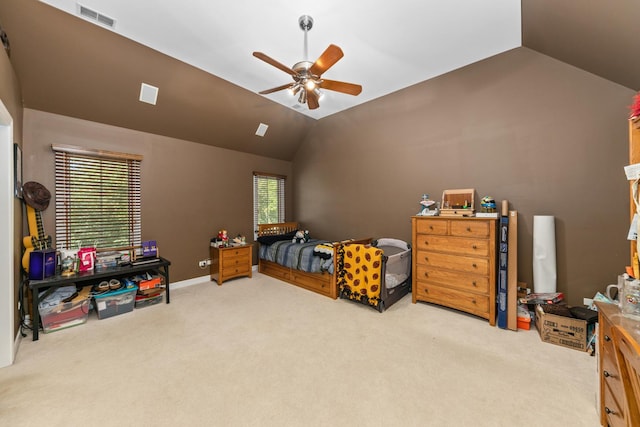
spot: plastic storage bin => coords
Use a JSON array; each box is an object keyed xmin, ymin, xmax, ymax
[
  {"xmin": 93, "ymin": 285, "xmax": 138, "ymax": 319},
  {"xmin": 135, "ymin": 289, "xmax": 164, "ymax": 308},
  {"xmin": 38, "ymin": 286, "xmax": 91, "ymax": 333}
]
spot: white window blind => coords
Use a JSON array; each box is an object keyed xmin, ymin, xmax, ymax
[
  {"xmin": 53, "ymin": 145, "xmax": 142, "ymax": 250},
  {"xmin": 253, "ymin": 172, "xmax": 285, "ymax": 237}
]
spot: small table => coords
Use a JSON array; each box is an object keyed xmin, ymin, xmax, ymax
[
  {"xmin": 210, "ymin": 244, "xmax": 252, "ymax": 285},
  {"xmin": 27, "ymin": 257, "xmax": 171, "ymax": 341}
]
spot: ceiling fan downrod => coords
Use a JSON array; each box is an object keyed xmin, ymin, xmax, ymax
[{"xmin": 299, "ymin": 15, "xmax": 313, "ymax": 62}]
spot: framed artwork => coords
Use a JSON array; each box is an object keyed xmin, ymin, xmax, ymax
[{"xmin": 14, "ymin": 143, "xmax": 22, "ymax": 198}]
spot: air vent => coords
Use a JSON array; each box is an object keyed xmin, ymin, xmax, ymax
[
  {"xmin": 139, "ymin": 83, "xmax": 159, "ymax": 105},
  {"xmin": 77, "ymin": 4, "xmax": 116, "ymax": 28}
]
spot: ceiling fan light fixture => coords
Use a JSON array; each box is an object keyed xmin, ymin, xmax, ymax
[
  {"xmin": 252, "ymin": 15, "xmax": 361, "ymax": 111},
  {"xmin": 298, "ymin": 90, "xmax": 307, "ymax": 104}
]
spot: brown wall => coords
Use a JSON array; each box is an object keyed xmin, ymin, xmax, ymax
[
  {"xmin": 293, "ymin": 48, "xmax": 634, "ymax": 306},
  {"xmin": 0, "ymin": 44, "xmax": 24, "ymax": 335},
  {"xmin": 22, "ymin": 109, "xmax": 293, "ymax": 282}
]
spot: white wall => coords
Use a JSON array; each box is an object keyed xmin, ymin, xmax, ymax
[{"xmin": 0, "ymin": 100, "xmax": 15, "ymax": 367}]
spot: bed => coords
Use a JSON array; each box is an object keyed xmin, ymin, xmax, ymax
[{"xmin": 257, "ymin": 222, "xmax": 371, "ymax": 299}]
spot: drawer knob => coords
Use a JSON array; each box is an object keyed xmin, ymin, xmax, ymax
[
  {"xmin": 603, "ymin": 370, "xmax": 611, "ymax": 378},
  {"xmin": 605, "ymin": 407, "xmax": 616, "ymax": 415},
  {"xmin": 472, "ymin": 244, "xmax": 477, "ymax": 249},
  {"xmin": 472, "ymin": 281, "xmax": 477, "ymax": 287},
  {"xmin": 604, "ymin": 335, "xmax": 611, "ymax": 342},
  {"xmin": 424, "ymin": 256, "xmax": 429, "ymax": 262},
  {"xmin": 472, "ymin": 263, "xmax": 477, "ymax": 268},
  {"xmin": 467, "ymin": 227, "xmax": 471, "ymax": 232},
  {"xmin": 423, "ymin": 272, "xmax": 429, "ymax": 278},
  {"xmin": 429, "ymin": 225, "xmax": 434, "ymax": 230},
  {"xmin": 424, "ymin": 240, "xmax": 429, "ymax": 245},
  {"xmin": 471, "ymin": 299, "xmax": 476, "ymax": 304}
]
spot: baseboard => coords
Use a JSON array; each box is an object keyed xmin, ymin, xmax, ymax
[
  {"xmin": 171, "ymin": 264, "xmax": 258, "ymax": 290},
  {"xmin": 171, "ymin": 275, "xmax": 210, "ymax": 290}
]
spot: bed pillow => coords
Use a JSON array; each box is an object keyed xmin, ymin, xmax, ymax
[{"xmin": 257, "ymin": 230, "xmax": 297, "ymax": 245}]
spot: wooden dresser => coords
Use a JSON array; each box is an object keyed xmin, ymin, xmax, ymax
[
  {"xmin": 412, "ymin": 216, "xmax": 498, "ymax": 326},
  {"xmin": 210, "ymin": 244, "xmax": 252, "ymax": 285},
  {"xmin": 595, "ymin": 301, "xmax": 640, "ymax": 427}
]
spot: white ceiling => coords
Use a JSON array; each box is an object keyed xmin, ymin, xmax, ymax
[{"xmin": 39, "ymin": 0, "xmax": 522, "ymax": 120}]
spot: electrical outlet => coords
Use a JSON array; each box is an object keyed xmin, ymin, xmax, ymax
[{"xmin": 198, "ymin": 260, "xmax": 207, "ymax": 268}]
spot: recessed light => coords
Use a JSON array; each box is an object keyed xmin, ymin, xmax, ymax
[{"xmin": 255, "ymin": 123, "xmax": 268, "ymax": 137}]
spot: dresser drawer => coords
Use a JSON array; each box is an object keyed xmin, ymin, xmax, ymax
[
  {"xmin": 602, "ymin": 346, "xmax": 624, "ymax": 406},
  {"xmin": 415, "ymin": 250, "xmax": 489, "ymax": 275},
  {"xmin": 416, "ymin": 235, "xmax": 489, "ymax": 257},
  {"xmin": 450, "ymin": 220, "xmax": 490, "ymax": 238},
  {"xmin": 415, "ymin": 283, "xmax": 489, "ymax": 315},
  {"xmin": 603, "ymin": 381, "xmax": 626, "ymax": 427},
  {"xmin": 415, "ymin": 264, "xmax": 489, "ymax": 293},
  {"xmin": 415, "ymin": 219, "xmax": 448, "ymax": 235}
]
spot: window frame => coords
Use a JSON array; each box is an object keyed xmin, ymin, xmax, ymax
[
  {"xmin": 52, "ymin": 144, "xmax": 142, "ymax": 251},
  {"xmin": 253, "ymin": 171, "xmax": 286, "ymax": 239}
]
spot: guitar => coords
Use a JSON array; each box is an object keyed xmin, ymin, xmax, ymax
[{"xmin": 22, "ymin": 204, "xmax": 52, "ymax": 272}]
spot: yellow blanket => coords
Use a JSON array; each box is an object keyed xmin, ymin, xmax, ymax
[{"xmin": 338, "ymin": 243, "xmax": 383, "ymax": 308}]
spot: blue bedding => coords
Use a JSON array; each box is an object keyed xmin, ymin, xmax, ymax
[{"xmin": 259, "ymin": 239, "xmax": 334, "ymax": 274}]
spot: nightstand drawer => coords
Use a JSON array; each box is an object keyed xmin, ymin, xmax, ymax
[{"xmin": 222, "ymin": 255, "xmax": 250, "ymax": 268}]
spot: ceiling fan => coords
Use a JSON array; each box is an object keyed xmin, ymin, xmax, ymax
[{"xmin": 252, "ymin": 15, "xmax": 362, "ymax": 110}]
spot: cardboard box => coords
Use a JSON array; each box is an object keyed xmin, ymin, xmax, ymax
[
  {"xmin": 138, "ymin": 276, "xmax": 162, "ymax": 291},
  {"xmin": 535, "ymin": 305, "xmax": 595, "ymax": 351}
]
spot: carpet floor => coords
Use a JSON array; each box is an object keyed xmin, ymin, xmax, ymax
[{"xmin": 0, "ymin": 273, "xmax": 599, "ymax": 426}]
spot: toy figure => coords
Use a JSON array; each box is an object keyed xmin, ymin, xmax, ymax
[
  {"xmin": 417, "ymin": 194, "xmax": 436, "ymax": 216},
  {"xmin": 481, "ymin": 196, "xmax": 497, "ymax": 213},
  {"xmin": 217, "ymin": 229, "xmax": 229, "ymax": 246}
]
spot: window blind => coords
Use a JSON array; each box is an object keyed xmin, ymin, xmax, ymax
[
  {"xmin": 253, "ymin": 172, "xmax": 285, "ymax": 236},
  {"xmin": 53, "ymin": 146, "xmax": 142, "ymax": 250}
]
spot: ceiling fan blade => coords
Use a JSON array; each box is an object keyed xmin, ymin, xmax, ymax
[
  {"xmin": 320, "ymin": 79, "xmax": 362, "ymax": 96},
  {"xmin": 253, "ymin": 52, "xmax": 298, "ymax": 77},
  {"xmin": 258, "ymin": 83, "xmax": 295, "ymax": 95},
  {"xmin": 309, "ymin": 44, "xmax": 344, "ymax": 76},
  {"xmin": 306, "ymin": 89, "xmax": 320, "ymax": 110}
]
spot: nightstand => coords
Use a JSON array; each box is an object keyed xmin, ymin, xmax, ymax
[{"xmin": 210, "ymin": 244, "xmax": 252, "ymax": 285}]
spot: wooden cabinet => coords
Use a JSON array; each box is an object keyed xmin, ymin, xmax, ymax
[
  {"xmin": 412, "ymin": 216, "xmax": 498, "ymax": 325},
  {"xmin": 210, "ymin": 244, "xmax": 252, "ymax": 285},
  {"xmin": 596, "ymin": 301, "xmax": 640, "ymax": 427}
]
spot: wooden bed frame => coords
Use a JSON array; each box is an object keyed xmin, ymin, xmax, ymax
[{"xmin": 257, "ymin": 222, "xmax": 371, "ymax": 299}]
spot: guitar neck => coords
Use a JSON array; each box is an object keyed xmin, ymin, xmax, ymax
[{"xmin": 36, "ymin": 211, "xmax": 45, "ymax": 241}]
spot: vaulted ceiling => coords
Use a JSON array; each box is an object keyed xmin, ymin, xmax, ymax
[{"xmin": 0, "ymin": 1, "xmax": 638, "ymax": 160}]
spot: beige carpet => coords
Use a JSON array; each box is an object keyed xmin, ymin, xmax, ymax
[{"xmin": 1, "ymin": 273, "xmax": 599, "ymax": 426}]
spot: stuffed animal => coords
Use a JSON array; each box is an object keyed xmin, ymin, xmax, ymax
[{"xmin": 292, "ymin": 230, "xmax": 310, "ymax": 244}]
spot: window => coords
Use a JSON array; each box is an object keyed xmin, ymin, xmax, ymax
[
  {"xmin": 53, "ymin": 144, "xmax": 142, "ymax": 250},
  {"xmin": 253, "ymin": 172, "xmax": 285, "ymax": 237}
]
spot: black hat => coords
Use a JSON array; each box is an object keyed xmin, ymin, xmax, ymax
[{"xmin": 22, "ymin": 181, "xmax": 51, "ymax": 211}]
